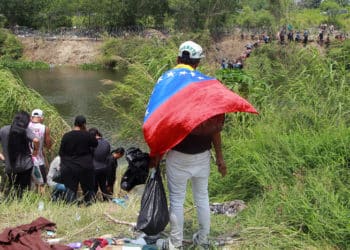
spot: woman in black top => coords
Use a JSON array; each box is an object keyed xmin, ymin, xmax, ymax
[
  {"xmin": 59, "ymin": 115, "xmax": 98, "ymax": 205},
  {"xmin": 88, "ymin": 128, "xmax": 111, "ymax": 201}
]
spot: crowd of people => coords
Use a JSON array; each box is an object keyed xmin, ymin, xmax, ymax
[
  {"xmin": 220, "ymin": 24, "xmax": 348, "ymax": 71},
  {"xmin": 278, "ymin": 23, "xmax": 347, "ymax": 47},
  {"xmin": 220, "ymin": 41, "xmax": 259, "ymax": 70},
  {"xmin": 0, "ymin": 110, "xmax": 125, "ymax": 205}
]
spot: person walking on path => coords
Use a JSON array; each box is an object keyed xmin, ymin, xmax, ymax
[
  {"xmin": 59, "ymin": 115, "xmax": 97, "ymax": 205},
  {"xmin": 0, "ymin": 111, "xmax": 40, "ymax": 199},
  {"xmin": 28, "ymin": 108, "xmax": 52, "ymax": 192}
]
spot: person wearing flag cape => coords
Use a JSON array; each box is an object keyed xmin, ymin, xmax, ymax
[{"xmin": 143, "ymin": 41, "xmax": 258, "ymax": 249}]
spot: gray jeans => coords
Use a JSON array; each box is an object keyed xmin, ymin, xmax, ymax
[{"xmin": 166, "ymin": 150, "xmax": 211, "ymax": 247}]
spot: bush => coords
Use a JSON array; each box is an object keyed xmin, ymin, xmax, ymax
[{"xmin": 0, "ymin": 34, "xmax": 23, "ymax": 60}]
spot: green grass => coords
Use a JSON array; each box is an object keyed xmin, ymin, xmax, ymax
[
  {"xmin": 1, "ymin": 33, "xmax": 350, "ymax": 249},
  {"xmin": 97, "ymin": 38, "xmax": 350, "ymax": 248},
  {"xmin": 0, "ymin": 59, "xmax": 49, "ymax": 69}
]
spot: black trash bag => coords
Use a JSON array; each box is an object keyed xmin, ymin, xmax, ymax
[
  {"xmin": 136, "ymin": 168, "xmax": 169, "ymax": 235},
  {"xmin": 120, "ymin": 147, "xmax": 150, "ymax": 191}
]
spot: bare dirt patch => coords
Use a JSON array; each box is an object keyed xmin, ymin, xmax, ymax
[
  {"xmin": 18, "ymin": 35, "xmax": 252, "ymax": 67},
  {"xmin": 19, "ymin": 37, "xmax": 103, "ymax": 65},
  {"xmin": 209, "ymin": 37, "xmax": 249, "ymax": 62}
]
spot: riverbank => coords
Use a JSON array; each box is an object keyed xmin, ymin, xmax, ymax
[
  {"xmin": 18, "ymin": 35, "xmax": 253, "ymax": 68},
  {"xmin": 19, "ymin": 36, "xmax": 103, "ymax": 66}
]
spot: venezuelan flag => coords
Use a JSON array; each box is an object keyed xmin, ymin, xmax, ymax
[{"xmin": 143, "ymin": 66, "xmax": 258, "ymax": 156}]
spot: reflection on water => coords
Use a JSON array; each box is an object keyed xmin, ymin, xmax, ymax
[{"xmin": 18, "ymin": 67, "xmax": 137, "ymax": 150}]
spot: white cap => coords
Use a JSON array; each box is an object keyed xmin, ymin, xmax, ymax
[
  {"xmin": 178, "ymin": 41, "xmax": 205, "ymax": 59},
  {"xmin": 31, "ymin": 109, "xmax": 44, "ymax": 118}
]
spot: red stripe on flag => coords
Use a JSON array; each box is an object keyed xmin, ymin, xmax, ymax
[{"xmin": 143, "ymin": 79, "xmax": 258, "ymax": 156}]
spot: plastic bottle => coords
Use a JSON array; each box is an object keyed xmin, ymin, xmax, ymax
[
  {"xmin": 75, "ymin": 212, "xmax": 81, "ymax": 221},
  {"xmin": 38, "ymin": 201, "xmax": 44, "ymax": 211}
]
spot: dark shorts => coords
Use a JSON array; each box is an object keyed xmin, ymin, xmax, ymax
[{"xmin": 39, "ymin": 164, "xmax": 47, "ymax": 184}]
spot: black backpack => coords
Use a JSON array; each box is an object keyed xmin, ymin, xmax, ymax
[{"xmin": 120, "ymin": 147, "xmax": 150, "ymax": 191}]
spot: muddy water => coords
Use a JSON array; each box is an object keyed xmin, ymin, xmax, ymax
[{"xmin": 18, "ymin": 67, "xmax": 139, "ymax": 149}]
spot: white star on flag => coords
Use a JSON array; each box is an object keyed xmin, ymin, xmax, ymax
[
  {"xmin": 156, "ymin": 76, "xmax": 163, "ymax": 84},
  {"xmin": 191, "ymin": 72, "xmax": 196, "ymax": 77},
  {"xmin": 167, "ymin": 72, "xmax": 175, "ymax": 78},
  {"xmin": 179, "ymin": 71, "xmax": 188, "ymax": 76}
]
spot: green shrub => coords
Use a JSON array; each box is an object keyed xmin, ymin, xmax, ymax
[
  {"xmin": 1, "ymin": 34, "xmax": 23, "ymax": 60},
  {"xmin": 79, "ymin": 63, "xmax": 104, "ymax": 70}
]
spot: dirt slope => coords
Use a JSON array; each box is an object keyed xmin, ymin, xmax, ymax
[
  {"xmin": 19, "ymin": 35, "xmax": 251, "ymax": 67},
  {"xmin": 19, "ymin": 37, "xmax": 103, "ymax": 65}
]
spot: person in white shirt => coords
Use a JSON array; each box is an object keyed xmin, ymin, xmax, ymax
[{"xmin": 28, "ymin": 109, "xmax": 52, "ymax": 192}]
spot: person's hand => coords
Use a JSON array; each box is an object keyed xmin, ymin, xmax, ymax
[
  {"xmin": 32, "ymin": 148, "xmax": 39, "ymax": 157},
  {"xmin": 0, "ymin": 153, "xmax": 5, "ymax": 161},
  {"xmin": 216, "ymin": 159, "xmax": 227, "ymax": 177},
  {"xmin": 148, "ymin": 154, "xmax": 161, "ymax": 169}
]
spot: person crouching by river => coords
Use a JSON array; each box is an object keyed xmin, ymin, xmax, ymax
[
  {"xmin": 0, "ymin": 111, "xmax": 40, "ymax": 199},
  {"xmin": 59, "ymin": 115, "xmax": 98, "ymax": 205},
  {"xmin": 47, "ymin": 156, "xmax": 66, "ymax": 201}
]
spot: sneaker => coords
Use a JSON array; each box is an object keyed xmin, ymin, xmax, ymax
[
  {"xmin": 156, "ymin": 238, "xmax": 183, "ymax": 250},
  {"xmin": 192, "ymin": 233, "xmax": 210, "ymax": 250}
]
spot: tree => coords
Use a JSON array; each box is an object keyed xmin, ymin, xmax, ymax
[
  {"xmin": 0, "ymin": 14, "xmax": 6, "ymax": 28},
  {"xmin": 0, "ymin": 0, "xmax": 45, "ymax": 27},
  {"xmin": 298, "ymin": 0, "xmax": 323, "ymax": 8},
  {"xmin": 137, "ymin": 0, "xmax": 169, "ymax": 27},
  {"xmin": 241, "ymin": 0, "xmax": 269, "ymax": 10},
  {"xmin": 268, "ymin": 0, "xmax": 294, "ymax": 23},
  {"xmin": 320, "ymin": 0, "xmax": 342, "ymax": 24},
  {"xmin": 169, "ymin": 0, "xmax": 239, "ymax": 32},
  {"xmin": 76, "ymin": 0, "xmax": 104, "ymax": 29},
  {"xmin": 237, "ymin": 7, "xmax": 275, "ymax": 32}
]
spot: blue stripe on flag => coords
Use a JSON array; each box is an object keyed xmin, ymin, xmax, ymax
[{"xmin": 144, "ymin": 68, "xmax": 213, "ymax": 122}]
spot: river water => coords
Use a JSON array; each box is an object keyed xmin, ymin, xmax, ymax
[{"xmin": 18, "ymin": 67, "xmax": 139, "ymax": 150}]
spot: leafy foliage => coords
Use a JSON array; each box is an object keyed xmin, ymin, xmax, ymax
[
  {"xmin": 208, "ymin": 42, "xmax": 350, "ymax": 248},
  {"xmin": 0, "ymin": 29, "xmax": 23, "ymax": 60}
]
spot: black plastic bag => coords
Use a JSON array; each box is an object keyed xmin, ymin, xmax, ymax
[
  {"xmin": 120, "ymin": 147, "xmax": 150, "ymax": 191},
  {"xmin": 136, "ymin": 168, "xmax": 169, "ymax": 235}
]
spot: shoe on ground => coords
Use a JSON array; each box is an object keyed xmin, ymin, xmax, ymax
[
  {"xmin": 156, "ymin": 238, "xmax": 183, "ymax": 250},
  {"xmin": 192, "ymin": 233, "xmax": 210, "ymax": 250}
]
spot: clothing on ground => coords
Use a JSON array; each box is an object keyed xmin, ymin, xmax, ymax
[{"xmin": 0, "ymin": 217, "xmax": 71, "ymax": 250}]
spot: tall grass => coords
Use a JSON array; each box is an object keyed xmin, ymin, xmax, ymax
[
  {"xmin": 208, "ymin": 43, "xmax": 350, "ymax": 248},
  {"xmin": 0, "ymin": 68, "xmax": 70, "ymax": 155},
  {"xmin": 96, "ymin": 37, "xmax": 350, "ymax": 248},
  {"xmin": 0, "ymin": 59, "xmax": 49, "ymax": 69}
]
